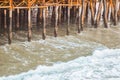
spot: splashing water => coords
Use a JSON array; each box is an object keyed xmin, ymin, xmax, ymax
[
  {"xmin": 0, "ymin": 49, "xmax": 120, "ymax": 80},
  {"xmin": 0, "ymin": 26, "xmax": 120, "ymax": 80}
]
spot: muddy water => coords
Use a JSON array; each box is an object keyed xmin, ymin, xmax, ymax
[{"xmin": 0, "ymin": 24, "xmax": 120, "ymax": 77}]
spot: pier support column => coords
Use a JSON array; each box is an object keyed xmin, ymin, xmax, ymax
[
  {"xmin": 8, "ymin": 9, "xmax": 12, "ymax": 44},
  {"xmin": 42, "ymin": 8, "xmax": 46, "ymax": 40},
  {"xmin": 28, "ymin": 8, "xmax": 32, "ymax": 42},
  {"xmin": 67, "ymin": 6, "xmax": 70, "ymax": 35},
  {"xmin": 54, "ymin": 6, "xmax": 58, "ymax": 37},
  {"xmin": 81, "ymin": 0, "xmax": 87, "ymax": 30},
  {"xmin": 85, "ymin": 2, "xmax": 89, "ymax": 23},
  {"xmin": 108, "ymin": 2, "xmax": 111, "ymax": 21},
  {"xmin": 118, "ymin": 2, "xmax": 120, "ymax": 21},
  {"xmin": 78, "ymin": 6, "xmax": 82, "ymax": 33},
  {"xmin": 110, "ymin": 0, "xmax": 115, "ymax": 22},
  {"xmin": 36, "ymin": 8, "xmax": 40, "ymax": 30},
  {"xmin": 17, "ymin": 9, "xmax": 19, "ymax": 31},
  {"xmin": 103, "ymin": 0, "xmax": 108, "ymax": 28},
  {"xmin": 95, "ymin": 0, "xmax": 102, "ymax": 28},
  {"xmin": 90, "ymin": 0, "xmax": 95, "ymax": 25},
  {"xmin": 4, "ymin": 9, "xmax": 7, "ymax": 33},
  {"xmin": 0, "ymin": 9, "xmax": 4, "ymax": 32},
  {"xmin": 114, "ymin": 0, "xmax": 119, "ymax": 25},
  {"xmin": 58, "ymin": 6, "xmax": 62, "ymax": 24}
]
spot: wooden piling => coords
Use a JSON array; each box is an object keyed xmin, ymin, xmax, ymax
[
  {"xmin": 36, "ymin": 8, "xmax": 40, "ymax": 30},
  {"xmin": 8, "ymin": 9, "xmax": 12, "ymax": 44},
  {"xmin": 110, "ymin": 0, "xmax": 115, "ymax": 22},
  {"xmin": 95, "ymin": 0, "xmax": 102, "ymax": 28},
  {"xmin": 103, "ymin": 0, "xmax": 108, "ymax": 28},
  {"xmin": 28, "ymin": 8, "xmax": 32, "ymax": 42},
  {"xmin": 42, "ymin": 8, "xmax": 46, "ymax": 40},
  {"xmin": 85, "ymin": 2, "xmax": 89, "ymax": 22},
  {"xmin": 8, "ymin": 0, "xmax": 13, "ymax": 44},
  {"xmin": 40, "ymin": 8, "xmax": 43, "ymax": 29},
  {"xmin": 16, "ymin": 9, "xmax": 19, "ymax": 31},
  {"xmin": 108, "ymin": 1, "xmax": 111, "ymax": 21},
  {"xmin": 114, "ymin": 0, "xmax": 119, "ymax": 25},
  {"xmin": 12, "ymin": 9, "xmax": 16, "ymax": 30},
  {"xmin": 0, "ymin": 0, "xmax": 120, "ymax": 44},
  {"xmin": 90, "ymin": 0, "xmax": 95, "ymax": 25},
  {"xmin": 0, "ymin": 9, "xmax": 4, "ymax": 32},
  {"xmin": 4, "ymin": 9, "xmax": 7, "ymax": 32},
  {"xmin": 25, "ymin": 9, "xmax": 28, "ymax": 30},
  {"xmin": 67, "ymin": 6, "xmax": 70, "ymax": 35},
  {"xmin": 78, "ymin": 6, "xmax": 82, "ymax": 33},
  {"xmin": 54, "ymin": 6, "xmax": 58, "ymax": 37},
  {"xmin": 81, "ymin": 0, "xmax": 87, "ymax": 30},
  {"xmin": 23, "ymin": 9, "xmax": 26, "ymax": 29},
  {"xmin": 118, "ymin": 4, "xmax": 120, "ymax": 21},
  {"xmin": 58, "ymin": 6, "xmax": 62, "ymax": 24},
  {"xmin": 63, "ymin": 7, "xmax": 67, "ymax": 22}
]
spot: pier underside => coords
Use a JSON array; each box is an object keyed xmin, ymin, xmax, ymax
[{"xmin": 0, "ymin": 0, "xmax": 120, "ymax": 44}]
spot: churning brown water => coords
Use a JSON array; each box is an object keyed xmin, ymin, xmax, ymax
[{"xmin": 0, "ymin": 23, "xmax": 120, "ymax": 78}]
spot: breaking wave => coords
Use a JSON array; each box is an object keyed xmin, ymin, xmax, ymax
[{"xmin": 0, "ymin": 48, "xmax": 120, "ymax": 80}]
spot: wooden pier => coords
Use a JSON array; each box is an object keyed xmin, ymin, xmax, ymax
[{"xmin": 0, "ymin": 0, "xmax": 120, "ymax": 44}]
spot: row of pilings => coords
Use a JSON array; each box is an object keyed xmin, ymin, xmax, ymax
[{"xmin": 0, "ymin": 0, "xmax": 120, "ymax": 44}]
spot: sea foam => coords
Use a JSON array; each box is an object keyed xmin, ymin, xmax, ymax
[{"xmin": 0, "ymin": 49, "xmax": 120, "ymax": 80}]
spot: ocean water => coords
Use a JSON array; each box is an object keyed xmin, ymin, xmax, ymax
[
  {"xmin": 0, "ymin": 48, "xmax": 120, "ymax": 80},
  {"xmin": 0, "ymin": 26, "xmax": 120, "ymax": 80}
]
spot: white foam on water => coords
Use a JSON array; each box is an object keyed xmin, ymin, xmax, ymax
[
  {"xmin": 0, "ymin": 49, "xmax": 120, "ymax": 80},
  {"xmin": 35, "ymin": 36, "xmax": 102, "ymax": 50},
  {"xmin": 0, "ymin": 35, "xmax": 106, "ymax": 69}
]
